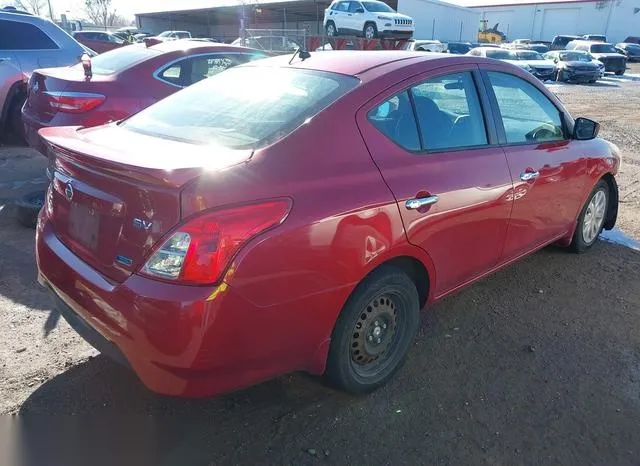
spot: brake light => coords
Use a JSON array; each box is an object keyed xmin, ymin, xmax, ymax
[
  {"xmin": 140, "ymin": 200, "xmax": 291, "ymax": 285},
  {"xmin": 43, "ymin": 91, "xmax": 105, "ymax": 113}
]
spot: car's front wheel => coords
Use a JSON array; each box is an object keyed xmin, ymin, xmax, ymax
[
  {"xmin": 615, "ymin": 69, "xmax": 625, "ymax": 76},
  {"xmin": 570, "ymin": 180, "xmax": 609, "ymax": 253},
  {"xmin": 325, "ymin": 265, "xmax": 420, "ymax": 394},
  {"xmin": 363, "ymin": 22, "xmax": 378, "ymax": 40},
  {"xmin": 325, "ymin": 21, "xmax": 336, "ymax": 37}
]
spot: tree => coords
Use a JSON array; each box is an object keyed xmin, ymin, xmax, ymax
[
  {"xmin": 14, "ymin": 0, "xmax": 48, "ymax": 16},
  {"xmin": 84, "ymin": 0, "xmax": 118, "ymax": 27}
]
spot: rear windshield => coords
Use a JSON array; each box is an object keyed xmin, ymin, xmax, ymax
[
  {"xmin": 485, "ymin": 49, "xmax": 514, "ymax": 60},
  {"xmin": 77, "ymin": 45, "xmax": 159, "ymax": 75},
  {"xmin": 123, "ymin": 67, "xmax": 359, "ymax": 150},
  {"xmin": 590, "ymin": 43, "xmax": 617, "ymax": 53},
  {"xmin": 554, "ymin": 36, "xmax": 576, "ymax": 46},
  {"xmin": 514, "ymin": 51, "xmax": 544, "ymax": 60},
  {"xmin": 559, "ymin": 51, "xmax": 591, "ymax": 62}
]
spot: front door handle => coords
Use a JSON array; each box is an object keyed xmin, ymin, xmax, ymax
[
  {"xmin": 405, "ymin": 195, "xmax": 439, "ymax": 210},
  {"xmin": 520, "ymin": 171, "xmax": 540, "ymax": 181}
]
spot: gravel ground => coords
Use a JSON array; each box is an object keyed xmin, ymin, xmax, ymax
[{"xmin": 1, "ymin": 69, "xmax": 640, "ymax": 465}]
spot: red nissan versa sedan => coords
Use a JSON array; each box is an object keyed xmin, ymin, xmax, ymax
[
  {"xmin": 22, "ymin": 40, "xmax": 269, "ymax": 155},
  {"xmin": 35, "ymin": 51, "xmax": 620, "ymax": 398}
]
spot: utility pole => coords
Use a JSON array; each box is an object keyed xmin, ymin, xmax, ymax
[{"xmin": 46, "ymin": 0, "xmax": 54, "ymax": 20}]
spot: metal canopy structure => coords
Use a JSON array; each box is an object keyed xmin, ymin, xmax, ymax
[{"xmin": 137, "ymin": 0, "xmax": 399, "ymax": 36}]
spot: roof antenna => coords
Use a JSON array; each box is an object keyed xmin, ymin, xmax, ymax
[{"xmin": 289, "ymin": 46, "xmax": 311, "ymax": 65}]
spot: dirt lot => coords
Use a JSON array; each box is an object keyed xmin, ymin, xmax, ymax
[{"xmin": 1, "ymin": 68, "xmax": 640, "ymax": 465}]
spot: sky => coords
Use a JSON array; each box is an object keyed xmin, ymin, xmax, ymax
[{"xmin": 50, "ymin": 0, "xmax": 159, "ymax": 19}]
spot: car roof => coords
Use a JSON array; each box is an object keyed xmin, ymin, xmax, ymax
[
  {"xmin": 148, "ymin": 40, "xmax": 260, "ymax": 54},
  {"xmin": 245, "ymin": 50, "xmax": 467, "ymax": 76}
]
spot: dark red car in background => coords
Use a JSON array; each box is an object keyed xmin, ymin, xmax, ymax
[
  {"xmin": 72, "ymin": 30, "xmax": 130, "ymax": 54},
  {"xmin": 36, "ymin": 52, "xmax": 620, "ymax": 398},
  {"xmin": 22, "ymin": 40, "xmax": 269, "ymax": 154}
]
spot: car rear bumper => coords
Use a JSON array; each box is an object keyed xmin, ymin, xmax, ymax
[
  {"xmin": 602, "ymin": 61, "xmax": 626, "ymax": 72},
  {"xmin": 36, "ymin": 213, "xmax": 338, "ymax": 397},
  {"xmin": 21, "ymin": 108, "xmax": 48, "ymax": 156}
]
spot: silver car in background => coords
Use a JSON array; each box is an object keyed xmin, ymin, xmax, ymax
[{"xmin": 0, "ymin": 8, "xmax": 89, "ymax": 143}]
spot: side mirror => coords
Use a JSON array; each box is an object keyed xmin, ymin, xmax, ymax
[
  {"xmin": 553, "ymin": 58, "xmax": 558, "ymax": 63},
  {"xmin": 573, "ymin": 117, "xmax": 599, "ymax": 140},
  {"xmin": 355, "ymin": 7, "xmax": 364, "ymax": 13}
]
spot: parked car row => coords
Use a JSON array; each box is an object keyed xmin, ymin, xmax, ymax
[{"xmin": 467, "ymin": 36, "xmax": 632, "ymax": 84}]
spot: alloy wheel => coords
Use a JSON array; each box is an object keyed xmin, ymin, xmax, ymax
[
  {"xmin": 582, "ymin": 189, "xmax": 607, "ymax": 244},
  {"xmin": 365, "ymin": 25, "xmax": 375, "ymax": 39}
]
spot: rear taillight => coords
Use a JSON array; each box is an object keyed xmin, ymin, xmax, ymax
[
  {"xmin": 43, "ymin": 91, "xmax": 105, "ymax": 113},
  {"xmin": 140, "ymin": 200, "xmax": 291, "ymax": 285}
]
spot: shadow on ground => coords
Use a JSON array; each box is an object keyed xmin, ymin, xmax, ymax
[{"xmin": 14, "ymin": 242, "xmax": 640, "ymax": 466}]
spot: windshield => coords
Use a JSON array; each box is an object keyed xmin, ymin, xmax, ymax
[
  {"xmin": 590, "ymin": 43, "xmax": 617, "ymax": 53},
  {"xmin": 362, "ymin": 1, "xmax": 394, "ymax": 12},
  {"xmin": 514, "ymin": 51, "xmax": 544, "ymax": 60},
  {"xmin": 559, "ymin": 51, "xmax": 591, "ymax": 62},
  {"xmin": 485, "ymin": 49, "xmax": 514, "ymax": 60},
  {"xmin": 123, "ymin": 67, "xmax": 359, "ymax": 150},
  {"xmin": 74, "ymin": 45, "xmax": 158, "ymax": 75},
  {"xmin": 624, "ymin": 44, "xmax": 640, "ymax": 52},
  {"xmin": 158, "ymin": 31, "xmax": 173, "ymax": 37}
]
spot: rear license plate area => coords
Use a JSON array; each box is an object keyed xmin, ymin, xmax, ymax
[{"xmin": 69, "ymin": 202, "xmax": 100, "ymax": 250}]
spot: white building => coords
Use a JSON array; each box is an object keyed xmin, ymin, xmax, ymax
[
  {"xmin": 462, "ymin": 0, "xmax": 640, "ymax": 44},
  {"xmin": 398, "ymin": 0, "xmax": 481, "ymax": 41}
]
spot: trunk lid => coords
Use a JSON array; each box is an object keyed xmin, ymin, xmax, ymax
[
  {"xmin": 25, "ymin": 66, "xmax": 112, "ymax": 123},
  {"xmin": 40, "ymin": 125, "xmax": 252, "ymax": 283}
]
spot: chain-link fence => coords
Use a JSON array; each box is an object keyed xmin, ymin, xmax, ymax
[{"xmin": 240, "ymin": 28, "xmax": 308, "ymax": 53}]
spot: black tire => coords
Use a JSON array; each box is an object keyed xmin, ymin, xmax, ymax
[
  {"xmin": 570, "ymin": 180, "xmax": 609, "ymax": 253},
  {"xmin": 14, "ymin": 190, "xmax": 45, "ymax": 229},
  {"xmin": 589, "ymin": 79, "xmax": 596, "ymax": 84},
  {"xmin": 363, "ymin": 22, "xmax": 378, "ymax": 40},
  {"xmin": 325, "ymin": 21, "xmax": 336, "ymax": 37},
  {"xmin": 325, "ymin": 265, "xmax": 420, "ymax": 395},
  {"xmin": 615, "ymin": 69, "xmax": 625, "ymax": 76}
]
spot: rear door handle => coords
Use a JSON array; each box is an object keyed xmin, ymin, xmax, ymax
[
  {"xmin": 405, "ymin": 195, "xmax": 439, "ymax": 210},
  {"xmin": 520, "ymin": 171, "xmax": 540, "ymax": 181}
]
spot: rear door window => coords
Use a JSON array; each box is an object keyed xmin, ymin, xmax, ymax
[
  {"xmin": 158, "ymin": 53, "xmax": 268, "ymax": 87},
  {"xmin": 0, "ymin": 19, "xmax": 58, "ymax": 50},
  {"xmin": 368, "ymin": 91, "xmax": 420, "ymax": 151},
  {"xmin": 410, "ymin": 72, "xmax": 488, "ymax": 151}
]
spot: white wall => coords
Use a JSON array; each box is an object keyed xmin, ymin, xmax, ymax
[
  {"xmin": 475, "ymin": 0, "xmax": 640, "ymax": 44},
  {"xmin": 398, "ymin": 0, "xmax": 481, "ymax": 41}
]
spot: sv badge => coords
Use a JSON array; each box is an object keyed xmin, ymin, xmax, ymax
[{"xmin": 132, "ymin": 218, "xmax": 153, "ymax": 231}]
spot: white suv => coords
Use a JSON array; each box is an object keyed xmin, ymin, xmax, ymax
[{"xmin": 324, "ymin": 0, "xmax": 414, "ymax": 40}]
